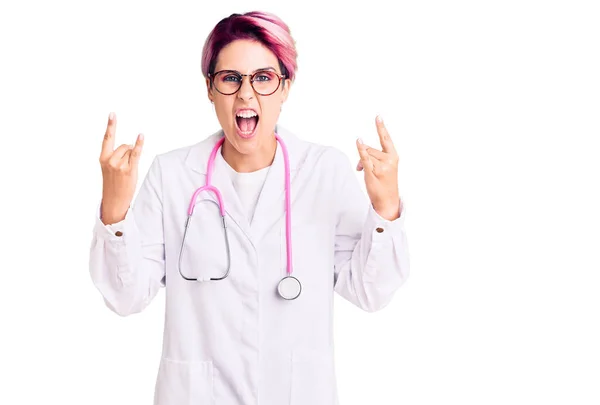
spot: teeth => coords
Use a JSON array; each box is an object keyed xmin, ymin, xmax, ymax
[{"xmin": 236, "ymin": 110, "xmax": 258, "ymax": 118}]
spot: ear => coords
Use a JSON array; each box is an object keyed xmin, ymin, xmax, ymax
[
  {"xmin": 280, "ymin": 79, "xmax": 291, "ymax": 104},
  {"xmin": 206, "ymin": 77, "xmax": 214, "ymax": 103}
]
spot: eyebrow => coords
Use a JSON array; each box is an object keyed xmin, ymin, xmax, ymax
[{"xmin": 219, "ymin": 67, "xmax": 277, "ymax": 74}]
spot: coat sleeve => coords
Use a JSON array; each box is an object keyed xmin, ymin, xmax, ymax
[
  {"xmin": 333, "ymin": 152, "xmax": 410, "ymax": 312},
  {"xmin": 89, "ymin": 156, "xmax": 166, "ymax": 316}
]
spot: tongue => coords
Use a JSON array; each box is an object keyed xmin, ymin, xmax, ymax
[{"xmin": 239, "ymin": 116, "xmax": 258, "ymax": 132}]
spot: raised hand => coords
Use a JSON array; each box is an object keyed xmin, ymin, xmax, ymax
[
  {"xmin": 355, "ymin": 115, "xmax": 401, "ymax": 221},
  {"xmin": 99, "ymin": 112, "xmax": 144, "ymax": 225}
]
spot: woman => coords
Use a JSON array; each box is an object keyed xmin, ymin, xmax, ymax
[{"xmin": 91, "ymin": 10, "xmax": 409, "ymax": 405}]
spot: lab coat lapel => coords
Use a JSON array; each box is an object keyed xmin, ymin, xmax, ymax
[
  {"xmin": 212, "ymin": 151, "xmax": 251, "ymax": 236},
  {"xmin": 250, "ymin": 139, "xmax": 286, "ymax": 240},
  {"xmin": 250, "ymin": 126, "xmax": 301, "ymax": 243}
]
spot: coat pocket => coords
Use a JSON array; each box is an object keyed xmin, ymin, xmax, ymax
[
  {"xmin": 154, "ymin": 358, "xmax": 214, "ymax": 405},
  {"xmin": 290, "ymin": 347, "xmax": 335, "ymax": 405}
]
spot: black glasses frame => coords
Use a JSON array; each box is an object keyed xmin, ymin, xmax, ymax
[{"xmin": 208, "ymin": 69, "xmax": 287, "ymax": 96}]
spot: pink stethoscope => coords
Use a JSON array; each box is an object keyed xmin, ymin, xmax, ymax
[{"xmin": 178, "ymin": 133, "xmax": 301, "ymax": 300}]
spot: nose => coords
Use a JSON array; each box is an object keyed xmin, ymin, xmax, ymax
[{"xmin": 237, "ymin": 75, "xmax": 254, "ymax": 101}]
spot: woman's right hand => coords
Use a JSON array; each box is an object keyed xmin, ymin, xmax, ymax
[{"xmin": 100, "ymin": 112, "xmax": 144, "ymax": 225}]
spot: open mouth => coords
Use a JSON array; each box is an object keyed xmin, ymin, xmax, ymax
[{"xmin": 235, "ymin": 110, "xmax": 259, "ymax": 138}]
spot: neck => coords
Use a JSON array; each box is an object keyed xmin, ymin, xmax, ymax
[{"xmin": 222, "ymin": 134, "xmax": 277, "ymax": 173}]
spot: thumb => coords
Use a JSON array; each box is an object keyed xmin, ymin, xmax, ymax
[
  {"xmin": 356, "ymin": 138, "xmax": 373, "ymax": 174},
  {"xmin": 129, "ymin": 133, "xmax": 144, "ymax": 167}
]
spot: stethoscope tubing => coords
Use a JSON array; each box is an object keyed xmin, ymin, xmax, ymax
[{"xmin": 178, "ymin": 133, "xmax": 294, "ymax": 283}]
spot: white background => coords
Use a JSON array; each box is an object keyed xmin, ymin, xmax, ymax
[{"xmin": 1, "ymin": 0, "xmax": 599, "ymax": 404}]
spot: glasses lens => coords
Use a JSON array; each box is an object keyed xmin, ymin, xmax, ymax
[
  {"xmin": 213, "ymin": 71, "xmax": 241, "ymax": 95},
  {"xmin": 252, "ymin": 70, "xmax": 280, "ymax": 95},
  {"xmin": 212, "ymin": 70, "xmax": 281, "ymax": 95}
]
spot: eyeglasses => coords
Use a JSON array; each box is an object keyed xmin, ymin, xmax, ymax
[{"xmin": 208, "ymin": 69, "xmax": 286, "ymax": 96}]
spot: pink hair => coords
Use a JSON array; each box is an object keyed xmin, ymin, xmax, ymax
[{"xmin": 201, "ymin": 11, "xmax": 298, "ymax": 83}]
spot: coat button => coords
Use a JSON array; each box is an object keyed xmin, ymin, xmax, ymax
[
  {"xmin": 376, "ymin": 227, "xmax": 384, "ymax": 233},
  {"xmin": 115, "ymin": 231, "xmax": 123, "ymax": 237}
]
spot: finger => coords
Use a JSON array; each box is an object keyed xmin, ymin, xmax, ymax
[
  {"xmin": 356, "ymin": 138, "xmax": 374, "ymax": 174},
  {"xmin": 356, "ymin": 160, "xmax": 363, "ymax": 171},
  {"xmin": 120, "ymin": 149, "xmax": 133, "ymax": 169},
  {"xmin": 129, "ymin": 133, "xmax": 144, "ymax": 167},
  {"xmin": 375, "ymin": 115, "xmax": 397, "ymax": 155},
  {"xmin": 364, "ymin": 145, "xmax": 387, "ymax": 161},
  {"xmin": 108, "ymin": 144, "xmax": 132, "ymax": 166},
  {"xmin": 101, "ymin": 112, "xmax": 117, "ymax": 160}
]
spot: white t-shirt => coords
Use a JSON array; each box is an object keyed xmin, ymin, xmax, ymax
[{"xmin": 222, "ymin": 160, "xmax": 271, "ymax": 224}]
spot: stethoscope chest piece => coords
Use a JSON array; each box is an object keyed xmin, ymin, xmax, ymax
[{"xmin": 277, "ymin": 276, "xmax": 301, "ymax": 300}]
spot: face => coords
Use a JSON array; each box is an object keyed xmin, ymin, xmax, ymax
[{"xmin": 206, "ymin": 39, "xmax": 291, "ymax": 156}]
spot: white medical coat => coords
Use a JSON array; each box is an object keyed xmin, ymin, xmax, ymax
[{"xmin": 89, "ymin": 124, "xmax": 410, "ymax": 405}]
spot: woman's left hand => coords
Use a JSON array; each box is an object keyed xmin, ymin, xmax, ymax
[{"xmin": 356, "ymin": 116, "xmax": 401, "ymax": 221}]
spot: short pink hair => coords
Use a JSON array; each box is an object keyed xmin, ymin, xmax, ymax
[{"xmin": 201, "ymin": 11, "xmax": 298, "ymax": 82}]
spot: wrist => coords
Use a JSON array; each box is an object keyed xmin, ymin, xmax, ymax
[
  {"xmin": 373, "ymin": 200, "xmax": 400, "ymax": 221},
  {"xmin": 100, "ymin": 201, "xmax": 128, "ymax": 225}
]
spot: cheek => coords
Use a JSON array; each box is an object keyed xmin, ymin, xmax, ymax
[
  {"xmin": 215, "ymin": 101, "xmax": 234, "ymax": 121},
  {"xmin": 259, "ymin": 101, "xmax": 280, "ymax": 124}
]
